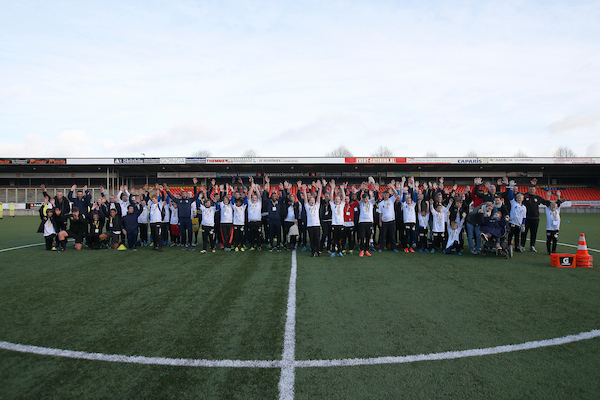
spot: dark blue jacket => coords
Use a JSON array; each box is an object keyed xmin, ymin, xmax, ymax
[
  {"xmin": 122, "ymin": 206, "xmax": 141, "ymax": 232},
  {"xmin": 166, "ymin": 187, "xmax": 200, "ymax": 219},
  {"xmin": 68, "ymin": 190, "xmax": 92, "ymax": 216}
]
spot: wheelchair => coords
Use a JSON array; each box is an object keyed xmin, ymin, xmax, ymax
[{"xmin": 480, "ymin": 229, "xmax": 513, "ymax": 259}]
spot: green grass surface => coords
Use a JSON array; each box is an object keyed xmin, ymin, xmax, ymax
[{"xmin": 1, "ymin": 215, "xmax": 599, "ymax": 399}]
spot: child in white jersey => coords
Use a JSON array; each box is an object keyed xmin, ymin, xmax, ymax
[
  {"xmin": 543, "ymin": 190, "xmax": 563, "ymax": 254},
  {"xmin": 430, "ymin": 199, "xmax": 452, "ymax": 252},
  {"xmin": 170, "ymin": 202, "xmax": 180, "ymax": 246},
  {"xmin": 219, "ymin": 192, "xmax": 235, "ymax": 251},
  {"xmin": 401, "ymin": 187, "xmax": 417, "ymax": 253},
  {"xmin": 199, "ymin": 198, "xmax": 217, "ymax": 253},
  {"xmin": 357, "ymin": 184, "xmax": 376, "ymax": 258},
  {"xmin": 301, "ymin": 181, "xmax": 323, "ymax": 257},
  {"xmin": 507, "ymin": 187, "xmax": 527, "ymax": 252},
  {"xmin": 444, "ymin": 213, "xmax": 466, "ymax": 255},
  {"xmin": 233, "ymin": 197, "xmax": 247, "ymax": 251},
  {"xmin": 417, "ymin": 200, "xmax": 430, "ymax": 252}
]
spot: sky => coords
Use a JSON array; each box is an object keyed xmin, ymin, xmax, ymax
[{"xmin": 1, "ymin": 0, "xmax": 600, "ymax": 158}]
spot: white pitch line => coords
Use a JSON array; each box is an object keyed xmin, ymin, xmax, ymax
[
  {"xmin": 294, "ymin": 329, "xmax": 600, "ymax": 368},
  {"xmin": 0, "ymin": 243, "xmax": 44, "ymax": 253},
  {"xmin": 0, "ymin": 341, "xmax": 282, "ymax": 368},
  {"xmin": 278, "ymin": 250, "xmax": 298, "ymax": 400}
]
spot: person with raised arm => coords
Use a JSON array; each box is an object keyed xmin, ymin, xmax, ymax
[
  {"xmin": 219, "ymin": 183, "xmax": 235, "ymax": 251},
  {"xmin": 377, "ymin": 181, "xmax": 397, "ymax": 253},
  {"xmin": 521, "ymin": 178, "xmax": 546, "ymax": 252},
  {"xmin": 302, "ymin": 181, "xmax": 323, "ymax": 257},
  {"xmin": 148, "ymin": 188, "xmax": 166, "ymax": 252},
  {"xmin": 41, "ymin": 184, "xmax": 71, "ymax": 215},
  {"xmin": 246, "ymin": 177, "xmax": 263, "ymax": 250},
  {"xmin": 430, "ymin": 198, "xmax": 453, "ymax": 253},
  {"xmin": 542, "ymin": 189, "xmax": 565, "ymax": 254},
  {"xmin": 356, "ymin": 182, "xmax": 376, "ymax": 257},
  {"xmin": 401, "ymin": 180, "xmax": 418, "ymax": 253},
  {"xmin": 507, "ymin": 183, "xmax": 527, "ymax": 253},
  {"xmin": 163, "ymin": 178, "xmax": 201, "ymax": 250},
  {"xmin": 329, "ymin": 180, "xmax": 346, "ymax": 257},
  {"xmin": 263, "ymin": 176, "xmax": 285, "ymax": 252},
  {"xmin": 281, "ymin": 181, "xmax": 301, "ymax": 251},
  {"xmin": 67, "ymin": 184, "xmax": 92, "ymax": 217}
]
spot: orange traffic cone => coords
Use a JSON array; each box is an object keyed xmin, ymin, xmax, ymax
[{"xmin": 576, "ymin": 233, "xmax": 593, "ymax": 268}]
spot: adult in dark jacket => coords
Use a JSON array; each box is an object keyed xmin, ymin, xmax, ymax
[
  {"xmin": 67, "ymin": 185, "xmax": 92, "ymax": 217},
  {"xmin": 87, "ymin": 208, "xmax": 105, "ymax": 249},
  {"xmin": 521, "ymin": 178, "xmax": 546, "ymax": 252},
  {"xmin": 465, "ymin": 202, "xmax": 493, "ymax": 254},
  {"xmin": 164, "ymin": 179, "xmax": 201, "ymax": 249},
  {"xmin": 263, "ymin": 176, "xmax": 286, "ymax": 251},
  {"xmin": 122, "ymin": 204, "xmax": 142, "ymax": 250},
  {"xmin": 281, "ymin": 182, "xmax": 301, "ymax": 250},
  {"xmin": 41, "ymin": 184, "xmax": 71, "ymax": 215}
]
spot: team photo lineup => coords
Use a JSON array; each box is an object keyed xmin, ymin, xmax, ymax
[{"xmin": 38, "ymin": 175, "xmax": 565, "ymax": 258}]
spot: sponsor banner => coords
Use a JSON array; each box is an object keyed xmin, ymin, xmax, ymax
[
  {"xmin": 346, "ymin": 158, "xmax": 407, "ymax": 164},
  {"xmin": 406, "ymin": 157, "xmax": 453, "ymax": 164},
  {"xmin": 185, "ymin": 158, "xmax": 207, "ymax": 164},
  {"xmin": 553, "ymin": 157, "xmax": 597, "ymax": 164},
  {"xmin": 0, "ymin": 173, "xmax": 115, "ymax": 178},
  {"xmin": 157, "ymin": 172, "xmax": 216, "ymax": 178},
  {"xmin": 0, "ymin": 158, "xmax": 67, "ymax": 165},
  {"xmin": 114, "ymin": 158, "xmax": 160, "ymax": 164},
  {"xmin": 561, "ymin": 201, "xmax": 600, "ymax": 207},
  {"xmin": 67, "ymin": 158, "xmax": 114, "ymax": 165},
  {"xmin": 203, "ymin": 157, "xmax": 345, "ymax": 164},
  {"xmin": 160, "ymin": 157, "xmax": 185, "ymax": 164}
]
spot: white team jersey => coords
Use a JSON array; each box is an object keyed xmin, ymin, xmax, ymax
[
  {"xmin": 545, "ymin": 207, "xmax": 561, "ymax": 231},
  {"xmin": 149, "ymin": 201, "xmax": 164, "ymax": 223},
  {"xmin": 137, "ymin": 205, "xmax": 149, "ymax": 224},
  {"xmin": 509, "ymin": 200, "xmax": 527, "ymax": 226},
  {"xmin": 402, "ymin": 202, "xmax": 417, "ymax": 224},
  {"xmin": 377, "ymin": 197, "xmax": 396, "ymax": 223},
  {"xmin": 248, "ymin": 199, "xmax": 262, "ymax": 222},
  {"xmin": 219, "ymin": 202, "xmax": 234, "ymax": 224},
  {"xmin": 330, "ymin": 201, "xmax": 344, "ymax": 226},
  {"xmin": 200, "ymin": 204, "xmax": 216, "ymax": 227},
  {"xmin": 430, "ymin": 204, "xmax": 450, "ymax": 233},
  {"xmin": 284, "ymin": 205, "xmax": 296, "ymax": 222},
  {"xmin": 43, "ymin": 219, "xmax": 56, "ymax": 236},
  {"xmin": 358, "ymin": 198, "xmax": 376, "ymax": 223},
  {"xmin": 169, "ymin": 205, "xmax": 179, "ymax": 225},
  {"xmin": 418, "ymin": 213, "xmax": 429, "ymax": 228},
  {"xmin": 305, "ymin": 202, "xmax": 321, "ymax": 227},
  {"xmin": 233, "ymin": 204, "xmax": 247, "ymax": 225},
  {"xmin": 446, "ymin": 220, "xmax": 465, "ymax": 249}
]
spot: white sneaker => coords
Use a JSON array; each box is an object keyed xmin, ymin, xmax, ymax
[{"xmin": 530, "ymin": 246, "xmax": 537, "ymax": 252}]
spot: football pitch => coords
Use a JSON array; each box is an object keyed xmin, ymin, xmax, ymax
[{"xmin": 1, "ymin": 215, "xmax": 599, "ymax": 399}]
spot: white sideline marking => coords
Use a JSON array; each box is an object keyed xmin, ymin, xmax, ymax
[
  {"xmin": 553, "ymin": 240, "xmax": 600, "ymax": 253},
  {"xmin": 0, "ymin": 341, "xmax": 281, "ymax": 368},
  {"xmin": 294, "ymin": 329, "xmax": 600, "ymax": 367},
  {"xmin": 0, "ymin": 243, "xmax": 44, "ymax": 253},
  {"xmin": 278, "ymin": 250, "xmax": 297, "ymax": 400},
  {"xmin": 2, "ymin": 329, "xmax": 599, "ymax": 369}
]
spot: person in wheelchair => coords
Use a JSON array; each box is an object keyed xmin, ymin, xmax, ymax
[{"xmin": 479, "ymin": 209, "xmax": 509, "ymax": 250}]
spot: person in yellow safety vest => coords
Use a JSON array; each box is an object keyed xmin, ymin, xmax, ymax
[
  {"xmin": 0, "ymin": 202, "xmax": 3, "ymax": 219},
  {"xmin": 10, "ymin": 204, "xmax": 15, "ymax": 217}
]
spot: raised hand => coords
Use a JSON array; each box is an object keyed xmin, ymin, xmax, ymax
[
  {"xmin": 530, "ymin": 178, "xmax": 538, "ymax": 185},
  {"xmin": 162, "ymin": 183, "xmax": 168, "ymax": 189},
  {"xmin": 497, "ymin": 178, "xmax": 502, "ymax": 186},
  {"xmin": 40, "ymin": 184, "xmax": 46, "ymax": 190},
  {"xmin": 100, "ymin": 185, "xmax": 104, "ymax": 192},
  {"xmin": 71, "ymin": 184, "xmax": 77, "ymax": 191},
  {"xmin": 439, "ymin": 177, "xmax": 444, "ymax": 184},
  {"xmin": 264, "ymin": 176, "xmax": 270, "ymax": 183},
  {"xmin": 297, "ymin": 180, "xmax": 302, "ymax": 187},
  {"xmin": 453, "ymin": 184, "xmax": 458, "ymax": 191}
]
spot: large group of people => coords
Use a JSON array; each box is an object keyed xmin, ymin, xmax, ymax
[{"xmin": 37, "ymin": 176, "xmax": 565, "ymax": 256}]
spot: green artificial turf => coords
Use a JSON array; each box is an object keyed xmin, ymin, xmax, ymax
[{"xmin": 0, "ymin": 214, "xmax": 599, "ymax": 399}]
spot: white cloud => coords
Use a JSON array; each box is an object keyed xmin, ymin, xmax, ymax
[
  {"xmin": 549, "ymin": 113, "xmax": 600, "ymax": 136},
  {"xmin": 586, "ymin": 141, "xmax": 600, "ymax": 156}
]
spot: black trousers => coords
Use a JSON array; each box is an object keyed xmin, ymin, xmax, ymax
[
  {"xmin": 343, "ymin": 225, "xmax": 355, "ymax": 250},
  {"xmin": 248, "ymin": 221, "xmax": 262, "ymax": 248},
  {"xmin": 220, "ymin": 223, "xmax": 234, "ymax": 248},
  {"xmin": 202, "ymin": 225, "xmax": 216, "ymax": 250},
  {"xmin": 161, "ymin": 222, "xmax": 169, "ymax": 243},
  {"xmin": 404, "ymin": 223, "xmax": 416, "ymax": 247},
  {"xmin": 379, "ymin": 221, "xmax": 396, "ymax": 250},
  {"xmin": 508, "ymin": 224, "xmax": 524, "ymax": 248},
  {"xmin": 233, "ymin": 225, "xmax": 245, "ymax": 248},
  {"xmin": 150, "ymin": 223, "xmax": 163, "ymax": 248},
  {"xmin": 331, "ymin": 225, "xmax": 344, "ymax": 252},
  {"xmin": 320, "ymin": 220, "xmax": 332, "ymax": 251},
  {"xmin": 282, "ymin": 221, "xmax": 294, "ymax": 247},
  {"xmin": 547, "ymin": 230, "xmax": 559, "ymax": 253},
  {"xmin": 432, "ymin": 231, "xmax": 446, "ymax": 249},
  {"xmin": 522, "ymin": 218, "xmax": 540, "ymax": 247},
  {"xmin": 357, "ymin": 222, "xmax": 372, "ymax": 251},
  {"xmin": 417, "ymin": 226, "xmax": 428, "ymax": 249},
  {"xmin": 139, "ymin": 223, "xmax": 148, "ymax": 243},
  {"xmin": 307, "ymin": 226, "xmax": 321, "ymax": 255},
  {"xmin": 44, "ymin": 234, "xmax": 56, "ymax": 250}
]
